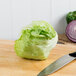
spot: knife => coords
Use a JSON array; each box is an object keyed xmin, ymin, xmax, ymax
[
  {"xmin": 57, "ymin": 41, "xmax": 64, "ymax": 44},
  {"xmin": 37, "ymin": 52, "xmax": 76, "ymax": 76}
]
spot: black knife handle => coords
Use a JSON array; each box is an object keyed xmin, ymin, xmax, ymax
[{"xmin": 69, "ymin": 52, "xmax": 76, "ymax": 57}]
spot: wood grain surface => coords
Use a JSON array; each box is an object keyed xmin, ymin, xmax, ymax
[
  {"xmin": 0, "ymin": 40, "xmax": 76, "ymax": 76},
  {"xmin": 58, "ymin": 34, "xmax": 76, "ymax": 45}
]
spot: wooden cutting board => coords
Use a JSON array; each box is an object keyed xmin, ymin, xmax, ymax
[{"xmin": 0, "ymin": 40, "xmax": 76, "ymax": 76}]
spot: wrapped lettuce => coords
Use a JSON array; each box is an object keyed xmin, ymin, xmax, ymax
[{"xmin": 15, "ymin": 21, "xmax": 58, "ymax": 60}]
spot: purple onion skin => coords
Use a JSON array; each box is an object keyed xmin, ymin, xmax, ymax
[{"xmin": 66, "ymin": 20, "xmax": 76, "ymax": 42}]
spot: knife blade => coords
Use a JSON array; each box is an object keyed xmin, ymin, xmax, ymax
[
  {"xmin": 37, "ymin": 52, "xmax": 76, "ymax": 76},
  {"xmin": 57, "ymin": 41, "xmax": 64, "ymax": 44}
]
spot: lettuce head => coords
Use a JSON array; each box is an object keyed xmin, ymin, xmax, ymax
[{"xmin": 14, "ymin": 21, "xmax": 58, "ymax": 60}]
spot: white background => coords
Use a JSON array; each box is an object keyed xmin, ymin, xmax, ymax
[{"xmin": 0, "ymin": 0, "xmax": 76, "ymax": 40}]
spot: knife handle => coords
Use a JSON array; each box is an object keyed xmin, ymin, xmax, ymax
[{"xmin": 69, "ymin": 52, "xmax": 76, "ymax": 57}]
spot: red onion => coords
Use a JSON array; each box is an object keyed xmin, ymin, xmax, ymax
[{"xmin": 66, "ymin": 20, "xmax": 76, "ymax": 42}]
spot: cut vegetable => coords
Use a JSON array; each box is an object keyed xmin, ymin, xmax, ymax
[{"xmin": 66, "ymin": 20, "xmax": 76, "ymax": 42}]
